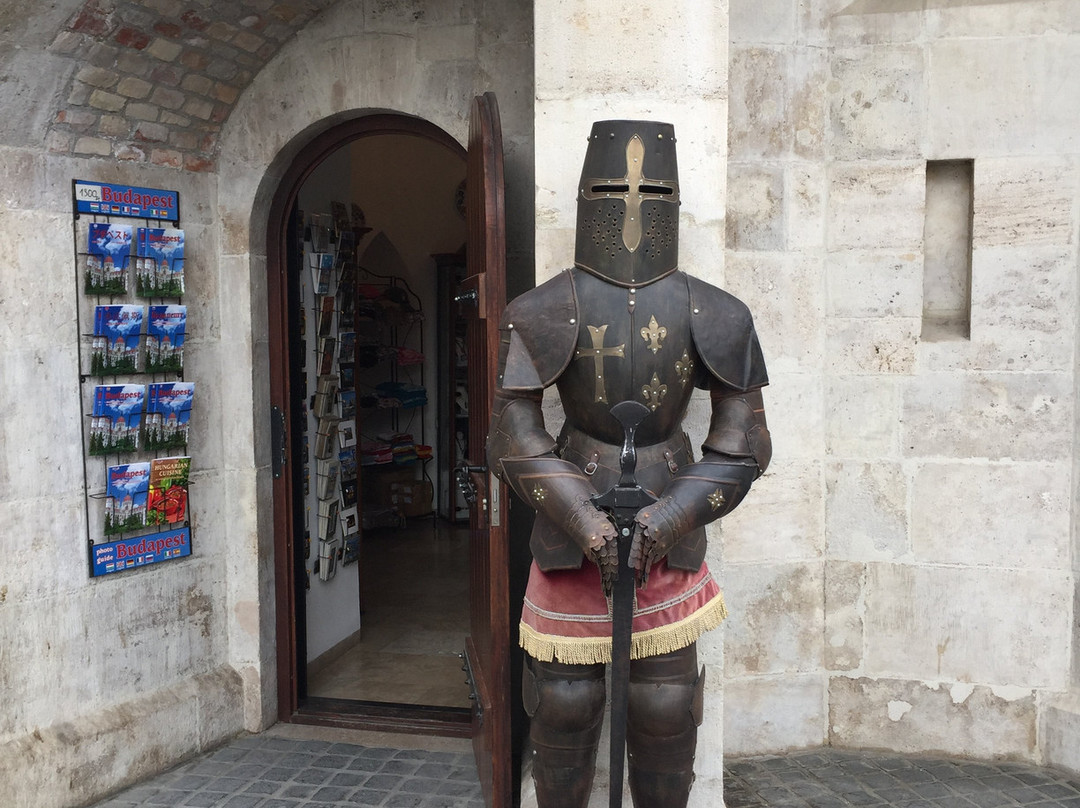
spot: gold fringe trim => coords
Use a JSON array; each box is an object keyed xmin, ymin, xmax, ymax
[{"xmin": 519, "ymin": 592, "xmax": 728, "ymax": 665}]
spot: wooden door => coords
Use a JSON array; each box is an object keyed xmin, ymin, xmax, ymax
[{"xmin": 462, "ymin": 91, "xmax": 511, "ymax": 808}]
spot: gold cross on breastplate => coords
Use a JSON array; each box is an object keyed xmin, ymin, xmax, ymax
[{"xmin": 574, "ymin": 324, "xmax": 625, "ymax": 403}]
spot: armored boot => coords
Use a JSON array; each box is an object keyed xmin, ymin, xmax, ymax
[
  {"xmin": 626, "ymin": 644, "xmax": 703, "ymax": 808},
  {"xmin": 523, "ymin": 656, "xmax": 607, "ymax": 808}
]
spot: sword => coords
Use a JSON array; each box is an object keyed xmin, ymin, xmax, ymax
[{"xmin": 590, "ymin": 400, "xmax": 656, "ymax": 808}]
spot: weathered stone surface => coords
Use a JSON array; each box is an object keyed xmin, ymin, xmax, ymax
[
  {"xmin": 974, "ymin": 157, "xmax": 1077, "ymax": 248},
  {"xmin": 825, "ymin": 561, "xmax": 865, "ymax": 671},
  {"xmin": 827, "ymin": 250, "xmax": 921, "ymax": 319},
  {"xmin": 723, "ymin": 252, "xmax": 825, "ymax": 375},
  {"xmin": 535, "ymin": 0, "xmax": 726, "ymax": 99},
  {"xmin": 824, "ymin": 376, "xmax": 900, "ymax": 459},
  {"xmin": 862, "ymin": 564, "xmax": 1071, "ymax": 687},
  {"xmin": 724, "ymin": 674, "xmax": 827, "ymax": 755},
  {"xmin": 727, "ymin": 161, "xmax": 784, "ymax": 251},
  {"xmin": 785, "ymin": 161, "xmax": 825, "ymax": 249},
  {"xmin": 829, "ymin": 45, "xmax": 923, "ymax": 160},
  {"xmin": 927, "ymin": 0, "xmax": 1080, "ymax": 37},
  {"xmin": 723, "ymin": 459, "xmax": 826, "ymax": 564},
  {"xmin": 901, "ymin": 371, "xmax": 1073, "ymax": 461},
  {"xmin": 729, "ymin": 46, "xmax": 788, "ymax": 160},
  {"xmin": 0, "ymin": 667, "xmax": 242, "ymax": 808},
  {"xmin": 724, "ymin": 562, "xmax": 825, "ymax": 677},
  {"xmin": 730, "ymin": 0, "xmax": 796, "ymax": 44},
  {"xmin": 1042, "ymin": 695, "xmax": 1080, "ymax": 777},
  {"xmin": 825, "ymin": 317, "xmax": 919, "ymax": 375},
  {"xmin": 911, "ymin": 461, "xmax": 1069, "ymax": 569},
  {"xmin": 417, "ymin": 23, "xmax": 476, "ymax": 61},
  {"xmin": 830, "ymin": 676, "xmax": 1038, "ymax": 759},
  {"xmin": 928, "ymin": 36, "xmax": 1080, "ymax": 155},
  {"xmin": 825, "ymin": 461, "xmax": 908, "ymax": 561},
  {"xmin": 827, "ymin": 161, "xmax": 924, "ymax": 251}
]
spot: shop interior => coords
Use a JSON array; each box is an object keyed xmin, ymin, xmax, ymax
[{"xmin": 290, "ymin": 130, "xmax": 473, "ymax": 712}]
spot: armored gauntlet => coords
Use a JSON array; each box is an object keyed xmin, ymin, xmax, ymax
[
  {"xmin": 630, "ymin": 387, "xmax": 771, "ymax": 584},
  {"xmin": 487, "ymin": 391, "xmax": 619, "ymax": 582}
]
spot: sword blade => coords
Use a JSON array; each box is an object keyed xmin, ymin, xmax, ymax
[{"xmin": 609, "ymin": 517, "xmax": 635, "ymax": 808}]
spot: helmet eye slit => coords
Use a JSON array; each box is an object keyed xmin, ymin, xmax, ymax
[{"xmin": 591, "ymin": 183, "xmax": 630, "ymax": 194}]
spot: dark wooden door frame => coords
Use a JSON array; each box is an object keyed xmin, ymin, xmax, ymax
[{"xmin": 266, "ymin": 112, "xmax": 472, "ymax": 735}]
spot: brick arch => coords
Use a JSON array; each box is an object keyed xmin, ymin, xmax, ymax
[{"xmin": 46, "ymin": 0, "xmax": 338, "ymax": 171}]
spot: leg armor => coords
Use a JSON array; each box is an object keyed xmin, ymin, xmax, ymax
[
  {"xmin": 626, "ymin": 644, "xmax": 704, "ymax": 808},
  {"xmin": 523, "ymin": 655, "xmax": 607, "ymax": 808}
]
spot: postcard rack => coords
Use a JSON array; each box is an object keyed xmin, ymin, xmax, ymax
[
  {"xmin": 72, "ymin": 180, "xmax": 195, "ymax": 578},
  {"xmin": 299, "ymin": 208, "xmax": 432, "ymax": 583}
]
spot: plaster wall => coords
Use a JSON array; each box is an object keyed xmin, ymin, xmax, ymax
[
  {"xmin": 0, "ymin": 1, "xmax": 532, "ymax": 805},
  {"xmin": 533, "ymin": 2, "xmax": 730, "ymax": 806},
  {"xmin": 725, "ymin": 0, "xmax": 1080, "ymax": 770}
]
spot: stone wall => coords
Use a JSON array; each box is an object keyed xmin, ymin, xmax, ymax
[
  {"xmin": 725, "ymin": 0, "xmax": 1080, "ymax": 769},
  {"xmin": 0, "ymin": 1, "xmax": 533, "ymax": 806}
]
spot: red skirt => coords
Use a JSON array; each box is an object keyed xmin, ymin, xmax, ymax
[{"xmin": 519, "ymin": 557, "xmax": 726, "ymax": 665}]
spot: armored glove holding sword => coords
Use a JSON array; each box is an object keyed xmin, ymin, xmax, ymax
[{"xmin": 485, "ymin": 120, "xmax": 772, "ymax": 808}]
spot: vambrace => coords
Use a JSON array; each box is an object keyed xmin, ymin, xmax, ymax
[
  {"xmin": 630, "ymin": 387, "xmax": 771, "ymax": 583},
  {"xmin": 486, "ymin": 390, "xmax": 617, "ymax": 578}
]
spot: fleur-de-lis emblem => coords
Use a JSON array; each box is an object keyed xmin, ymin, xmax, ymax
[
  {"xmin": 640, "ymin": 315, "xmax": 667, "ymax": 354},
  {"xmin": 675, "ymin": 350, "xmax": 693, "ymax": 386},
  {"xmin": 707, "ymin": 489, "xmax": 726, "ymax": 511},
  {"xmin": 642, "ymin": 373, "xmax": 668, "ymax": 411},
  {"xmin": 532, "ymin": 485, "xmax": 547, "ymax": 504}
]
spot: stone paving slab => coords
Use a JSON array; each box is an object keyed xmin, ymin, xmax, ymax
[
  {"xmin": 724, "ymin": 749, "xmax": 1080, "ymax": 808},
  {"xmin": 89, "ymin": 734, "xmax": 1080, "ymax": 808},
  {"xmin": 89, "ymin": 734, "xmax": 484, "ymax": 808}
]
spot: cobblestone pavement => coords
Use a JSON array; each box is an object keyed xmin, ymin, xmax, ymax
[
  {"xmin": 89, "ymin": 731, "xmax": 1080, "ymax": 808},
  {"xmin": 724, "ymin": 749, "xmax": 1080, "ymax": 808}
]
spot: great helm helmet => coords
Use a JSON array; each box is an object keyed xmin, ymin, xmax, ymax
[{"xmin": 574, "ymin": 120, "xmax": 680, "ymax": 287}]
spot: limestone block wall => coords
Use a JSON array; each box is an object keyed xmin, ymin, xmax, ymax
[
  {"xmin": 725, "ymin": 0, "xmax": 1080, "ymax": 769},
  {"xmin": 0, "ymin": 151, "xmax": 243, "ymax": 808},
  {"xmin": 0, "ymin": 1, "xmax": 533, "ymax": 806}
]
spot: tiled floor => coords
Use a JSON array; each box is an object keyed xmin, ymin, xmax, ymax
[
  {"xmin": 307, "ymin": 522, "xmax": 472, "ymax": 707},
  {"xmin": 89, "ymin": 726, "xmax": 1080, "ymax": 808}
]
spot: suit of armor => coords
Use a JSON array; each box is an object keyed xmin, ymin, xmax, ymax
[{"xmin": 486, "ymin": 121, "xmax": 771, "ymax": 808}]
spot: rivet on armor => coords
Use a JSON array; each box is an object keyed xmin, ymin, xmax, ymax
[
  {"xmin": 507, "ymin": 323, "xmax": 514, "ymax": 329},
  {"xmin": 693, "ymin": 308, "xmax": 700, "ymax": 314},
  {"xmin": 708, "ymin": 489, "xmax": 726, "ymax": 511},
  {"xmin": 532, "ymin": 485, "xmax": 547, "ymax": 504},
  {"xmin": 570, "ymin": 318, "xmax": 576, "ymax": 324}
]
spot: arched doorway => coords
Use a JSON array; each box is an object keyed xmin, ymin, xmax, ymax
[
  {"xmin": 264, "ymin": 99, "xmax": 516, "ymax": 808},
  {"xmin": 266, "ymin": 112, "xmax": 474, "ymax": 734}
]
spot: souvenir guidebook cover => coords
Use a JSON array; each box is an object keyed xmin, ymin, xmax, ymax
[
  {"xmin": 144, "ymin": 382, "xmax": 194, "ymax": 451},
  {"xmin": 104, "ymin": 461, "xmax": 150, "ymax": 536},
  {"xmin": 85, "ymin": 222, "xmax": 132, "ymax": 295},
  {"xmin": 136, "ymin": 227, "xmax": 185, "ymax": 298},
  {"xmin": 89, "ymin": 384, "xmax": 146, "ymax": 455},
  {"xmin": 147, "ymin": 455, "xmax": 191, "ymax": 527},
  {"xmin": 146, "ymin": 305, "xmax": 186, "ymax": 373},
  {"xmin": 91, "ymin": 305, "xmax": 144, "ymax": 375}
]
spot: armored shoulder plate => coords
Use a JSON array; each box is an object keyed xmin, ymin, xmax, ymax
[
  {"xmin": 500, "ymin": 269, "xmax": 579, "ymax": 391},
  {"xmin": 686, "ymin": 274, "xmax": 769, "ymax": 392}
]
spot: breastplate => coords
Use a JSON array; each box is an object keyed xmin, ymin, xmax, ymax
[{"xmin": 556, "ymin": 268, "xmax": 701, "ymax": 446}]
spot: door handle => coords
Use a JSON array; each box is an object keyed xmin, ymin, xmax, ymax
[{"xmin": 455, "ymin": 463, "xmax": 486, "ymax": 505}]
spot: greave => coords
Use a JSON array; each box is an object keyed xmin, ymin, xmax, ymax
[
  {"xmin": 523, "ymin": 657, "xmax": 607, "ymax": 808},
  {"xmin": 626, "ymin": 645, "xmax": 704, "ymax": 808}
]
